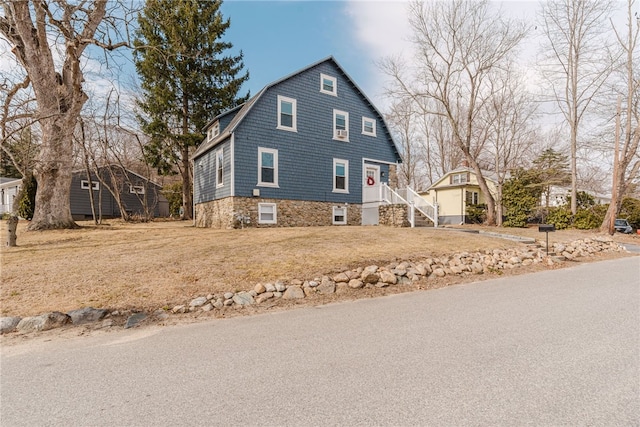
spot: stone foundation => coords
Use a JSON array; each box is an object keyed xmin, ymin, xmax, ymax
[
  {"xmin": 195, "ymin": 197, "xmax": 362, "ymax": 228},
  {"xmin": 379, "ymin": 204, "xmax": 411, "ymax": 227}
]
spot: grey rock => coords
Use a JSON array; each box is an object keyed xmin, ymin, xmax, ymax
[
  {"xmin": 172, "ymin": 305, "xmax": 186, "ymax": 313},
  {"xmin": 348, "ymin": 279, "xmax": 364, "ymax": 289},
  {"xmin": 153, "ymin": 310, "xmax": 170, "ymax": 321},
  {"xmin": 224, "ymin": 299, "xmax": 234, "ymax": 306},
  {"xmin": 361, "ymin": 271, "xmax": 379, "ymax": 284},
  {"xmin": 265, "ymin": 283, "xmax": 276, "ymax": 293},
  {"xmin": 201, "ymin": 303, "xmax": 213, "ymax": 312},
  {"xmin": 0, "ymin": 317, "xmax": 21, "ymax": 334},
  {"xmin": 213, "ymin": 299, "xmax": 224, "ymax": 309},
  {"xmin": 333, "ymin": 272, "xmax": 350, "ymax": 283},
  {"xmin": 17, "ymin": 312, "xmax": 71, "ymax": 332},
  {"xmin": 256, "ymin": 292, "xmax": 274, "ymax": 304},
  {"xmin": 124, "ymin": 313, "xmax": 147, "ymax": 329},
  {"xmin": 379, "ymin": 270, "xmax": 398, "ymax": 285},
  {"xmin": 232, "ymin": 292, "xmax": 255, "ymax": 306},
  {"xmin": 189, "ymin": 297, "xmax": 208, "ymax": 308},
  {"xmin": 317, "ymin": 279, "xmax": 336, "ymax": 294},
  {"xmin": 67, "ymin": 307, "xmax": 109, "ymax": 325},
  {"xmin": 224, "ymin": 292, "xmax": 234, "ymax": 300},
  {"xmin": 273, "ymin": 291, "xmax": 283, "ymax": 298},
  {"xmin": 275, "ymin": 282, "xmax": 286, "ymax": 292},
  {"xmin": 308, "ymin": 280, "xmax": 319, "ymax": 288},
  {"xmin": 283, "ymin": 285, "xmax": 305, "ymax": 299},
  {"xmin": 433, "ymin": 268, "xmax": 446, "ymax": 277}
]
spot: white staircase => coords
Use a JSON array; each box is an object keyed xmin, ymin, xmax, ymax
[{"xmin": 380, "ymin": 184, "xmax": 438, "ymax": 228}]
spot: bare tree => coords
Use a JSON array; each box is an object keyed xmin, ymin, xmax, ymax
[
  {"xmin": 539, "ymin": 0, "xmax": 615, "ymax": 215},
  {"xmin": 600, "ymin": 0, "xmax": 640, "ymax": 233},
  {"xmin": 381, "ymin": 0, "xmax": 528, "ymax": 225},
  {"xmin": 0, "ymin": 1, "xmax": 130, "ymax": 230},
  {"xmin": 485, "ymin": 66, "xmax": 539, "ymax": 225}
]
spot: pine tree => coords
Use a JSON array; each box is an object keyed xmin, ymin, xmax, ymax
[
  {"xmin": 531, "ymin": 148, "xmax": 571, "ymax": 208},
  {"xmin": 133, "ymin": 0, "xmax": 249, "ymax": 219}
]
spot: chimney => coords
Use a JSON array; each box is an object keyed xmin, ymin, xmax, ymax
[{"xmin": 461, "ymin": 159, "xmax": 469, "ymax": 168}]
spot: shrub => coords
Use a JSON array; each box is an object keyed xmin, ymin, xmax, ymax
[
  {"xmin": 546, "ymin": 206, "xmax": 572, "ymax": 230},
  {"xmin": 573, "ymin": 206, "xmax": 606, "ymax": 230},
  {"xmin": 16, "ymin": 174, "xmax": 36, "ymax": 220},
  {"xmin": 619, "ymin": 197, "xmax": 640, "ymax": 230},
  {"xmin": 465, "ymin": 204, "xmax": 487, "ymax": 224},
  {"xmin": 161, "ymin": 181, "xmax": 183, "ymax": 217}
]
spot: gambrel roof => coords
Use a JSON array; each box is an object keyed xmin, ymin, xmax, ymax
[{"xmin": 193, "ymin": 56, "xmax": 401, "ymax": 162}]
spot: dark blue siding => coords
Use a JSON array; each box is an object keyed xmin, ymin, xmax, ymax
[
  {"xmin": 194, "ymin": 139, "xmax": 232, "ymax": 203},
  {"xmin": 230, "ymin": 61, "xmax": 398, "ymax": 204}
]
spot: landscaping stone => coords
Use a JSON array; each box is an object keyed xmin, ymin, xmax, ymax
[
  {"xmin": 67, "ymin": 307, "xmax": 108, "ymax": 325},
  {"xmin": 317, "ymin": 278, "xmax": 336, "ymax": 294},
  {"xmin": 189, "ymin": 297, "xmax": 208, "ymax": 308},
  {"xmin": 379, "ymin": 270, "xmax": 398, "ymax": 285},
  {"xmin": 125, "ymin": 313, "xmax": 147, "ymax": 329},
  {"xmin": 233, "ymin": 292, "xmax": 255, "ymax": 306},
  {"xmin": 172, "ymin": 305, "xmax": 186, "ymax": 313},
  {"xmin": 224, "ymin": 292, "xmax": 234, "ymax": 300},
  {"xmin": 254, "ymin": 283, "xmax": 266, "ymax": 294},
  {"xmin": 17, "ymin": 312, "xmax": 71, "ymax": 333},
  {"xmin": 265, "ymin": 283, "xmax": 276, "ymax": 293},
  {"xmin": 275, "ymin": 282, "xmax": 286, "ymax": 292},
  {"xmin": 348, "ymin": 279, "xmax": 364, "ymax": 289},
  {"xmin": 283, "ymin": 285, "xmax": 305, "ymax": 299},
  {"xmin": 333, "ymin": 272, "xmax": 350, "ymax": 283},
  {"xmin": 0, "ymin": 317, "xmax": 21, "ymax": 334}
]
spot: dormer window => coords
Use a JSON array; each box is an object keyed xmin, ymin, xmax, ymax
[
  {"xmin": 320, "ymin": 74, "xmax": 337, "ymax": 96},
  {"xmin": 362, "ymin": 117, "xmax": 376, "ymax": 137},
  {"xmin": 207, "ymin": 122, "xmax": 220, "ymax": 141},
  {"xmin": 451, "ymin": 173, "xmax": 469, "ymax": 184}
]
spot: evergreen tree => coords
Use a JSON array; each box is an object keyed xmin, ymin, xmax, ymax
[
  {"xmin": 16, "ymin": 173, "xmax": 37, "ymax": 220},
  {"xmin": 502, "ymin": 168, "xmax": 542, "ymax": 227},
  {"xmin": 134, "ymin": 0, "xmax": 249, "ymax": 219},
  {"xmin": 531, "ymin": 148, "xmax": 571, "ymax": 207}
]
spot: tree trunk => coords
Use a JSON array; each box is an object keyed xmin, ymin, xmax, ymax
[
  {"xmin": 28, "ymin": 117, "xmax": 78, "ymax": 230},
  {"xmin": 181, "ymin": 145, "xmax": 193, "ymax": 220}
]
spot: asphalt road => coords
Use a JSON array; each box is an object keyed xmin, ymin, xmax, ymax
[{"xmin": 1, "ymin": 257, "xmax": 639, "ymax": 426}]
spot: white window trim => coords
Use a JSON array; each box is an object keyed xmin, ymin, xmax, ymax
[
  {"xmin": 332, "ymin": 206, "xmax": 347, "ymax": 225},
  {"xmin": 258, "ymin": 147, "xmax": 279, "ymax": 188},
  {"xmin": 81, "ymin": 180, "xmax": 99, "ymax": 191},
  {"xmin": 207, "ymin": 122, "xmax": 220, "ymax": 142},
  {"xmin": 216, "ymin": 149, "xmax": 224, "ymax": 188},
  {"xmin": 129, "ymin": 184, "xmax": 145, "ymax": 195},
  {"xmin": 452, "ymin": 173, "xmax": 468, "ymax": 184},
  {"xmin": 320, "ymin": 73, "xmax": 337, "ymax": 96},
  {"xmin": 333, "ymin": 109, "xmax": 349, "ymax": 141},
  {"xmin": 362, "ymin": 117, "xmax": 377, "ymax": 137},
  {"xmin": 277, "ymin": 95, "xmax": 297, "ymax": 132},
  {"xmin": 258, "ymin": 203, "xmax": 277, "ymax": 224},
  {"xmin": 333, "ymin": 158, "xmax": 349, "ymax": 194}
]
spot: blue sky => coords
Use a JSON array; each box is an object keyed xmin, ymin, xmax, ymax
[{"xmin": 218, "ymin": 1, "xmax": 410, "ymax": 109}]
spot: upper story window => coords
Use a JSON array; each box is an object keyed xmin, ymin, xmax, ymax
[
  {"xmin": 207, "ymin": 122, "xmax": 220, "ymax": 141},
  {"xmin": 216, "ymin": 149, "xmax": 224, "ymax": 187},
  {"xmin": 320, "ymin": 73, "xmax": 337, "ymax": 96},
  {"xmin": 258, "ymin": 147, "xmax": 278, "ymax": 187},
  {"xmin": 362, "ymin": 117, "xmax": 376, "ymax": 137},
  {"xmin": 81, "ymin": 180, "xmax": 99, "ymax": 191},
  {"xmin": 333, "ymin": 158, "xmax": 349, "ymax": 193},
  {"xmin": 333, "ymin": 109, "xmax": 349, "ymax": 141},
  {"xmin": 451, "ymin": 173, "xmax": 468, "ymax": 184},
  {"xmin": 129, "ymin": 185, "xmax": 145, "ymax": 195},
  {"xmin": 277, "ymin": 95, "xmax": 297, "ymax": 132}
]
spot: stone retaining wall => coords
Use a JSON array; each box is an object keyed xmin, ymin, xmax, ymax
[
  {"xmin": 379, "ymin": 204, "xmax": 410, "ymax": 227},
  {"xmin": 0, "ymin": 236, "xmax": 626, "ymax": 334},
  {"xmin": 195, "ymin": 197, "xmax": 362, "ymax": 228}
]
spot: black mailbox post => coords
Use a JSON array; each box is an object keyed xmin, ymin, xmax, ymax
[{"xmin": 539, "ymin": 224, "xmax": 556, "ymax": 255}]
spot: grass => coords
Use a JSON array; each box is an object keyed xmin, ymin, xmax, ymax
[{"xmin": 1, "ymin": 219, "xmax": 637, "ymax": 317}]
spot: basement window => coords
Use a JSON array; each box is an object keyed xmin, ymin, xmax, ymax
[
  {"xmin": 81, "ymin": 180, "xmax": 99, "ymax": 190},
  {"xmin": 333, "ymin": 206, "xmax": 347, "ymax": 225},
  {"xmin": 258, "ymin": 203, "xmax": 277, "ymax": 224}
]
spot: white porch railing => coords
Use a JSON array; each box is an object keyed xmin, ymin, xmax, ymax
[{"xmin": 380, "ymin": 183, "xmax": 439, "ymax": 228}]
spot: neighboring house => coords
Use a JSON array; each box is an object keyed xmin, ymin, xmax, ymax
[
  {"xmin": 0, "ymin": 177, "xmax": 22, "ymax": 215},
  {"xmin": 543, "ymin": 185, "xmax": 611, "ymax": 207},
  {"xmin": 71, "ymin": 165, "xmax": 169, "ymax": 220},
  {"xmin": 192, "ymin": 57, "xmax": 402, "ymax": 228},
  {"xmin": 420, "ymin": 166, "xmax": 499, "ymax": 225}
]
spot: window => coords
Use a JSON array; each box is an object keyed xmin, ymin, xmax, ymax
[
  {"xmin": 333, "ymin": 159, "xmax": 349, "ymax": 193},
  {"xmin": 129, "ymin": 185, "xmax": 145, "ymax": 195},
  {"xmin": 451, "ymin": 173, "xmax": 468, "ymax": 184},
  {"xmin": 333, "ymin": 109, "xmax": 349, "ymax": 140},
  {"xmin": 81, "ymin": 180, "xmax": 99, "ymax": 191},
  {"xmin": 258, "ymin": 147, "xmax": 278, "ymax": 187},
  {"xmin": 320, "ymin": 73, "xmax": 337, "ymax": 96},
  {"xmin": 277, "ymin": 95, "xmax": 297, "ymax": 132},
  {"xmin": 207, "ymin": 122, "xmax": 220, "ymax": 142},
  {"xmin": 333, "ymin": 206, "xmax": 347, "ymax": 225},
  {"xmin": 465, "ymin": 190, "xmax": 479, "ymax": 205},
  {"xmin": 258, "ymin": 203, "xmax": 277, "ymax": 224},
  {"xmin": 216, "ymin": 149, "xmax": 224, "ymax": 187},
  {"xmin": 362, "ymin": 117, "xmax": 376, "ymax": 137}
]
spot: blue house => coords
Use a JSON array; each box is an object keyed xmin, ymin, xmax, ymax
[{"xmin": 192, "ymin": 57, "xmax": 403, "ymax": 228}]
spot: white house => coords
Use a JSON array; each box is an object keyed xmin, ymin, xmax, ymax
[{"xmin": 0, "ymin": 177, "xmax": 21, "ymax": 215}]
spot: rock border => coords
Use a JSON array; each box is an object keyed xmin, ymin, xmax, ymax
[{"xmin": 0, "ymin": 237, "xmax": 626, "ymax": 335}]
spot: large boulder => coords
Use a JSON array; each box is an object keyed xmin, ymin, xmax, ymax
[
  {"xmin": 67, "ymin": 307, "xmax": 109, "ymax": 325},
  {"xmin": 17, "ymin": 312, "xmax": 71, "ymax": 332},
  {"xmin": 0, "ymin": 317, "xmax": 21, "ymax": 334}
]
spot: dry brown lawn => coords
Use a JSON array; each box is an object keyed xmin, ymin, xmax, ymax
[{"xmin": 1, "ymin": 219, "xmax": 638, "ymax": 318}]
